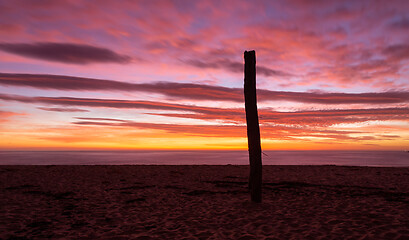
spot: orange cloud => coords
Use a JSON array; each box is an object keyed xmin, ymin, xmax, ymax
[{"xmin": 0, "ymin": 110, "xmax": 25, "ymax": 123}]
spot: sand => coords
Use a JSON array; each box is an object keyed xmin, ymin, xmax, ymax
[{"xmin": 1, "ymin": 165, "xmax": 409, "ymax": 239}]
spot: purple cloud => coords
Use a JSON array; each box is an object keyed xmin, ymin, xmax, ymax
[
  {"xmin": 2, "ymin": 73, "xmax": 409, "ymax": 104},
  {"xmin": 382, "ymin": 44, "xmax": 409, "ymax": 61},
  {"xmin": 0, "ymin": 42, "xmax": 132, "ymax": 64},
  {"xmin": 184, "ymin": 59, "xmax": 290, "ymax": 77},
  {"xmin": 389, "ymin": 18, "xmax": 409, "ymax": 30}
]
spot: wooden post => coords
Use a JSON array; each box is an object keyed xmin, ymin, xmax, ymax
[{"xmin": 244, "ymin": 50, "xmax": 262, "ymax": 203}]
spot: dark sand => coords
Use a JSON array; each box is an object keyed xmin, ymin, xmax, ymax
[{"xmin": 1, "ymin": 165, "xmax": 409, "ymax": 239}]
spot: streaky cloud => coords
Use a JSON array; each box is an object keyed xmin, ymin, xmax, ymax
[
  {"xmin": 257, "ymin": 90, "xmax": 409, "ymax": 104},
  {"xmin": 71, "ymin": 117, "xmax": 400, "ymax": 142},
  {"xmin": 1, "ymin": 73, "xmax": 409, "ymax": 104},
  {"xmin": 75, "ymin": 117, "xmax": 129, "ymax": 122},
  {"xmin": 0, "ymin": 42, "xmax": 132, "ymax": 64},
  {"xmin": 152, "ymin": 107, "xmax": 409, "ymax": 127},
  {"xmin": 0, "ymin": 93, "xmax": 239, "ymax": 114},
  {"xmin": 37, "ymin": 107, "xmax": 89, "ymax": 112},
  {"xmin": 1, "ymin": 93, "xmax": 408, "ymax": 128},
  {"xmin": 0, "ymin": 110, "xmax": 24, "ymax": 123}
]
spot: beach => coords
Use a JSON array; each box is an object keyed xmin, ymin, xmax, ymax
[{"xmin": 1, "ymin": 165, "xmax": 409, "ymax": 239}]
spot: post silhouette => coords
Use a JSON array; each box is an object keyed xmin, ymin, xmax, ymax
[{"xmin": 244, "ymin": 50, "xmax": 262, "ymax": 203}]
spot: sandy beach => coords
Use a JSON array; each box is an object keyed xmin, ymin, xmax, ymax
[{"xmin": 1, "ymin": 165, "xmax": 409, "ymax": 239}]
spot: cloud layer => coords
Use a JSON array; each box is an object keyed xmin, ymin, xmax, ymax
[
  {"xmin": 1, "ymin": 93, "xmax": 408, "ymax": 128},
  {"xmin": 1, "ymin": 73, "xmax": 409, "ymax": 104},
  {"xmin": 1, "ymin": 0, "xmax": 408, "ymax": 89}
]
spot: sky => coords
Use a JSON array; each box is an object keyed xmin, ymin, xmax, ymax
[{"xmin": 0, "ymin": 0, "xmax": 408, "ymax": 151}]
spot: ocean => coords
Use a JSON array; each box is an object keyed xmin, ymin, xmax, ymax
[{"xmin": 0, "ymin": 150, "xmax": 408, "ymax": 167}]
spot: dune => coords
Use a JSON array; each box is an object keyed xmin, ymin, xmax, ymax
[{"xmin": 1, "ymin": 165, "xmax": 409, "ymax": 239}]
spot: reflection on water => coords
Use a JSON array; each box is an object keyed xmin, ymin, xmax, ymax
[{"xmin": 0, "ymin": 150, "xmax": 408, "ymax": 166}]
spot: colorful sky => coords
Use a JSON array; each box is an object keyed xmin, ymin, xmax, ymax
[{"xmin": 0, "ymin": 0, "xmax": 408, "ymax": 150}]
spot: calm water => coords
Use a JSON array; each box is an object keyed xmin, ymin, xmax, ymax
[{"xmin": 0, "ymin": 151, "xmax": 408, "ymax": 167}]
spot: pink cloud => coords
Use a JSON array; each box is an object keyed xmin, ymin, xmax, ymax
[
  {"xmin": 0, "ymin": 23, "xmax": 23, "ymax": 34},
  {"xmin": 37, "ymin": 107, "xmax": 89, "ymax": 112},
  {"xmin": 2, "ymin": 93, "xmax": 408, "ymax": 130},
  {"xmin": 0, "ymin": 0, "xmax": 407, "ymax": 90}
]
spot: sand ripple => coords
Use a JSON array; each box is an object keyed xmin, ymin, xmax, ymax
[{"xmin": 1, "ymin": 165, "xmax": 409, "ymax": 239}]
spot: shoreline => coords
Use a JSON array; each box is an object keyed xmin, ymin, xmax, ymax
[
  {"xmin": 2, "ymin": 164, "xmax": 409, "ymax": 168},
  {"xmin": 1, "ymin": 165, "xmax": 409, "ymax": 239},
  {"xmin": 2, "ymin": 150, "xmax": 408, "ymax": 167}
]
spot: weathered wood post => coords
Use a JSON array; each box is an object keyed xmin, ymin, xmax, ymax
[{"xmin": 244, "ymin": 50, "xmax": 262, "ymax": 203}]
